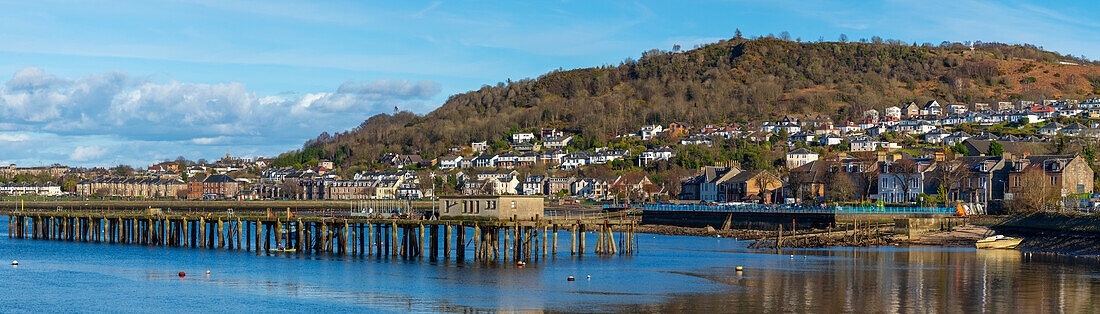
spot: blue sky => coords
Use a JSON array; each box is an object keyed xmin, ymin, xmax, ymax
[{"xmin": 0, "ymin": 0, "xmax": 1097, "ymax": 167}]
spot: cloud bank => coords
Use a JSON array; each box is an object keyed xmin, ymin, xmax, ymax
[{"xmin": 0, "ymin": 67, "xmax": 440, "ymax": 166}]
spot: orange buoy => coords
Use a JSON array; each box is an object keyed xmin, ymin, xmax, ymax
[
  {"xmin": 206, "ymin": 270, "xmax": 210, "ymax": 275},
  {"xmin": 178, "ymin": 271, "xmax": 186, "ymax": 278}
]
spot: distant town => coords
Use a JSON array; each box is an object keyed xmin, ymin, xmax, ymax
[{"xmin": 5, "ymin": 97, "xmax": 1100, "ymax": 213}]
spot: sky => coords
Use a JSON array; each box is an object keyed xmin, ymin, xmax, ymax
[{"xmin": 0, "ymin": 0, "xmax": 1097, "ymax": 167}]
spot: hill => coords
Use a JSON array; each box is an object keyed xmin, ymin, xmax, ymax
[{"xmin": 279, "ymin": 37, "xmax": 1100, "ymax": 169}]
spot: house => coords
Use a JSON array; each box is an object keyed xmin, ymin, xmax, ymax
[
  {"xmin": 924, "ymin": 129, "xmax": 951, "ymax": 144},
  {"xmin": 837, "ymin": 122, "xmax": 861, "ymax": 133},
  {"xmin": 948, "ymin": 104, "xmax": 968, "ymax": 114},
  {"xmin": 190, "ymin": 174, "xmax": 240, "ymax": 199},
  {"xmin": 877, "ymin": 155, "xmax": 936, "ymax": 204},
  {"xmin": 943, "ymin": 132, "xmax": 972, "ymax": 146},
  {"xmin": 786, "ymin": 148, "xmax": 820, "ymax": 168},
  {"xmin": 571, "ymin": 178, "xmax": 610, "ymax": 201},
  {"xmin": 1061, "ymin": 123, "xmax": 1087, "ymax": 136},
  {"xmin": 745, "ymin": 131, "xmax": 772, "ymax": 143},
  {"xmin": 561, "ymin": 152, "xmax": 590, "ymax": 169},
  {"xmin": 719, "ymin": 170, "xmax": 783, "ymax": 204},
  {"xmin": 884, "ymin": 106, "xmax": 902, "ymax": 119},
  {"xmin": 973, "ymin": 103, "xmax": 991, "ymax": 112},
  {"xmin": 680, "ymin": 166, "xmax": 741, "ymax": 201},
  {"xmin": 640, "ymin": 125, "xmax": 664, "ymax": 140},
  {"xmin": 545, "ymin": 177, "xmax": 576, "ymax": 195},
  {"xmin": 0, "ymin": 182, "xmax": 63, "ymax": 196},
  {"xmin": 902, "ymin": 102, "xmax": 921, "ymax": 118},
  {"xmin": 439, "ymin": 196, "xmax": 544, "ymax": 220},
  {"xmin": 850, "ymin": 136, "xmax": 879, "ymax": 152},
  {"xmin": 819, "ymin": 134, "xmax": 843, "ymax": 146},
  {"xmin": 438, "ymin": 156, "xmax": 463, "ymax": 169},
  {"xmin": 521, "ymin": 175, "xmax": 546, "ymax": 195},
  {"xmin": 540, "ymin": 128, "xmax": 563, "ymax": 139},
  {"xmin": 495, "ymin": 152, "xmax": 518, "ymax": 168},
  {"xmin": 473, "ymin": 154, "xmax": 498, "ymax": 168},
  {"xmin": 610, "ymin": 173, "xmax": 663, "ymax": 201},
  {"xmin": 666, "ymin": 122, "xmax": 691, "ymax": 137},
  {"xmin": 1006, "ymin": 154, "xmax": 1094, "ymax": 197},
  {"xmin": 923, "ymin": 100, "xmax": 942, "ymax": 116},
  {"xmin": 471, "ymin": 141, "xmax": 488, "ymax": 152},
  {"xmin": 680, "ymin": 134, "xmax": 713, "ymax": 146},
  {"xmin": 512, "ymin": 132, "xmax": 536, "ymax": 144},
  {"xmin": 517, "ymin": 152, "xmax": 539, "ymax": 166},
  {"xmin": 638, "ymin": 147, "xmax": 675, "ymax": 166},
  {"xmin": 780, "ymin": 117, "xmax": 801, "ymax": 134},
  {"xmin": 944, "ymin": 156, "xmax": 1008, "ymax": 205},
  {"xmin": 543, "ymin": 136, "xmax": 573, "ymax": 149},
  {"xmin": 1038, "ymin": 122, "xmax": 1063, "ymax": 136},
  {"xmin": 789, "ymin": 131, "xmax": 815, "ymax": 143},
  {"xmin": 540, "ymin": 150, "xmax": 566, "ymax": 165},
  {"xmin": 379, "ymin": 154, "xmax": 423, "ymax": 169},
  {"xmin": 863, "ymin": 109, "xmax": 879, "ymax": 121}
]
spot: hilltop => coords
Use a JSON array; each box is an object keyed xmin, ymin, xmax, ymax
[{"xmin": 280, "ymin": 37, "xmax": 1100, "ymax": 169}]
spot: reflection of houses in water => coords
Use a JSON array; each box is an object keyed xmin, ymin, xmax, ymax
[{"xmin": 646, "ymin": 248, "xmax": 1093, "ymax": 313}]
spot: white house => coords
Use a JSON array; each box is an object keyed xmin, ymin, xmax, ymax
[
  {"xmin": 850, "ymin": 136, "xmax": 879, "ymax": 152},
  {"xmin": 512, "ymin": 132, "xmax": 536, "ymax": 144},
  {"xmin": 884, "ymin": 106, "xmax": 902, "ymax": 119},
  {"xmin": 924, "ymin": 129, "xmax": 951, "ymax": 144},
  {"xmin": 471, "ymin": 141, "xmax": 488, "ymax": 152},
  {"xmin": 437, "ymin": 156, "xmax": 463, "ymax": 169},
  {"xmin": 639, "ymin": 147, "xmax": 675, "ymax": 166},
  {"xmin": 785, "ymin": 148, "xmax": 819, "ymax": 168},
  {"xmin": 640, "ymin": 125, "xmax": 664, "ymax": 140}
]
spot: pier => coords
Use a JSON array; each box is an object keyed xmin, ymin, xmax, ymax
[{"xmin": 2, "ymin": 206, "xmax": 638, "ymax": 263}]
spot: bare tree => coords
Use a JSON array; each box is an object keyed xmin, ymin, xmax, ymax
[
  {"xmin": 887, "ymin": 158, "xmax": 919, "ymax": 203},
  {"xmin": 937, "ymin": 159, "xmax": 970, "ymax": 204},
  {"xmin": 1010, "ymin": 167, "xmax": 1060, "ymax": 212}
]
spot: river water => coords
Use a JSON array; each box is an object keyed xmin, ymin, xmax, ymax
[{"xmin": 1, "ymin": 218, "xmax": 1098, "ymax": 313}]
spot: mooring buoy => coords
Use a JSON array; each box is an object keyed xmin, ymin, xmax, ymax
[
  {"xmin": 567, "ymin": 276, "xmax": 575, "ymax": 281},
  {"xmin": 11, "ymin": 261, "xmax": 17, "ymax": 266},
  {"xmin": 736, "ymin": 266, "xmax": 743, "ymax": 271},
  {"xmin": 178, "ymin": 271, "xmax": 186, "ymax": 278}
]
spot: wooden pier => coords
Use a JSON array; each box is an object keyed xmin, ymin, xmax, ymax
[{"xmin": 3, "ymin": 210, "xmax": 638, "ymax": 262}]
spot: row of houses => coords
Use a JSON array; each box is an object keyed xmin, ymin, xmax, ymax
[
  {"xmin": 0, "ymin": 182, "xmax": 62, "ymax": 196},
  {"xmin": 787, "ymin": 151, "xmax": 1094, "ymax": 207}
]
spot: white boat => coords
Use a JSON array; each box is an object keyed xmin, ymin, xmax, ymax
[{"xmin": 975, "ymin": 235, "xmax": 1022, "ymax": 249}]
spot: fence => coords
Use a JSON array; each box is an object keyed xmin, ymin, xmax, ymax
[{"xmin": 622, "ymin": 204, "xmax": 956, "ymax": 214}]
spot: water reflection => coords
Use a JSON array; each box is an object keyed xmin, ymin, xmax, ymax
[
  {"xmin": 615, "ymin": 247, "xmax": 1100, "ymax": 313},
  {"xmin": 3, "ymin": 219, "xmax": 1099, "ymax": 313}
]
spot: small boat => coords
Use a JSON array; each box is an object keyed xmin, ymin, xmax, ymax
[{"xmin": 976, "ymin": 235, "xmax": 1023, "ymax": 249}]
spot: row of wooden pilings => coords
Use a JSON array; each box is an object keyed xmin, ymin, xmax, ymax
[{"xmin": 6, "ymin": 214, "xmax": 637, "ymax": 261}]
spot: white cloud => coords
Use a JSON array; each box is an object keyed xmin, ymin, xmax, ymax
[
  {"xmin": 70, "ymin": 145, "xmax": 108, "ymax": 161},
  {"xmin": 0, "ymin": 67, "xmax": 442, "ymax": 165},
  {"xmin": 0, "ymin": 133, "xmax": 29, "ymax": 142},
  {"xmin": 188, "ymin": 136, "xmax": 231, "ymax": 145}
]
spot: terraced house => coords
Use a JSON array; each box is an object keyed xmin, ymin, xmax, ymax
[{"xmin": 77, "ymin": 177, "xmax": 187, "ymax": 198}]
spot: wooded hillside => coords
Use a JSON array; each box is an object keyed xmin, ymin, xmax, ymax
[{"xmin": 284, "ymin": 37, "xmax": 1100, "ymax": 168}]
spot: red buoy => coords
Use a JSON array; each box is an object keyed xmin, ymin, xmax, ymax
[
  {"xmin": 567, "ymin": 276, "xmax": 575, "ymax": 281},
  {"xmin": 178, "ymin": 271, "xmax": 186, "ymax": 278}
]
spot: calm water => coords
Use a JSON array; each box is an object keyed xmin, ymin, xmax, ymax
[{"xmin": 2, "ymin": 217, "xmax": 1099, "ymax": 313}]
